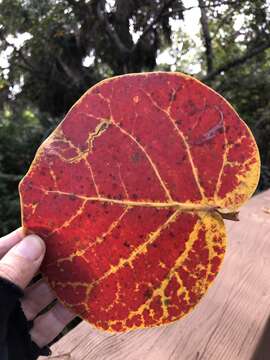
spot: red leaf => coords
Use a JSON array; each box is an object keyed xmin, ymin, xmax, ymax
[{"xmin": 19, "ymin": 72, "xmax": 260, "ymax": 332}]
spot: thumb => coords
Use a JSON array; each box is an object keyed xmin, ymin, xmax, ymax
[{"xmin": 0, "ymin": 234, "xmax": 46, "ymax": 289}]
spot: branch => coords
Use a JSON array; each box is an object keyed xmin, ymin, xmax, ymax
[
  {"xmin": 198, "ymin": 0, "xmax": 214, "ymax": 74},
  {"xmin": 3, "ymin": 38, "xmax": 46, "ymax": 80},
  {"xmin": 202, "ymin": 41, "xmax": 270, "ymax": 82},
  {"xmin": 163, "ymin": 1, "xmax": 241, "ymax": 17},
  {"xmin": 132, "ymin": 0, "xmax": 177, "ymax": 52},
  {"xmin": 0, "ymin": 173, "xmax": 23, "ymax": 182},
  {"xmin": 4, "ymin": 40, "xmax": 33, "ymax": 70},
  {"xmin": 182, "ymin": 1, "xmax": 242, "ymax": 12},
  {"xmin": 65, "ymin": 0, "xmax": 81, "ymax": 6},
  {"xmin": 96, "ymin": 0, "xmax": 131, "ymax": 55},
  {"xmin": 56, "ymin": 56, "xmax": 81, "ymax": 88},
  {"xmin": 211, "ymin": 7, "xmax": 236, "ymax": 39},
  {"xmin": 65, "ymin": 0, "xmax": 91, "ymax": 24}
]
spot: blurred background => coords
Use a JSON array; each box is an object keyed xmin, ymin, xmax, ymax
[{"xmin": 0, "ymin": 0, "xmax": 269, "ymax": 236}]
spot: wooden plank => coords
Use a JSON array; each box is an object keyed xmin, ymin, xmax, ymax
[{"xmin": 40, "ymin": 190, "xmax": 270, "ymax": 360}]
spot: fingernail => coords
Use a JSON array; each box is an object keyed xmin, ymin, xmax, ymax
[{"xmin": 13, "ymin": 235, "xmax": 45, "ymax": 261}]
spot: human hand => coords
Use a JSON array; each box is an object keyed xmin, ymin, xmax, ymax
[{"xmin": 0, "ymin": 228, "xmax": 75, "ymax": 348}]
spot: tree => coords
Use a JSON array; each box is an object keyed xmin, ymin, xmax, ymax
[
  {"xmin": 0, "ymin": 0, "xmax": 269, "ymax": 235},
  {"xmin": 199, "ymin": 0, "xmax": 270, "ymax": 190}
]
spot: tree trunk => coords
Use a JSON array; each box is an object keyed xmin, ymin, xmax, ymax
[{"xmin": 198, "ymin": 0, "xmax": 214, "ymax": 75}]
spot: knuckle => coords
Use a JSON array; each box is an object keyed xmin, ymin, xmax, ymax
[{"xmin": 0, "ymin": 261, "xmax": 20, "ymax": 285}]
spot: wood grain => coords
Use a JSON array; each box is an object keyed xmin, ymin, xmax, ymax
[{"xmin": 39, "ymin": 189, "xmax": 270, "ymax": 360}]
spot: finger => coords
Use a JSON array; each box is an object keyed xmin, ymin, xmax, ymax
[
  {"xmin": 0, "ymin": 234, "xmax": 46, "ymax": 289},
  {"xmin": 21, "ymin": 279, "xmax": 56, "ymax": 320},
  {"xmin": 30, "ymin": 302, "xmax": 75, "ymax": 347},
  {"xmin": 0, "ymin": 228, "xmax": 24, "ymax": 259}
]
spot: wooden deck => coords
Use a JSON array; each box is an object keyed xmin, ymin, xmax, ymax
[{"xmin": 40, "ymin": 189, "xmax": 270, "ymax": 360}]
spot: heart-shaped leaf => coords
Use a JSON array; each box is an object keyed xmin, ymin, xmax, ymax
[{"xmin": 19, "ymin": 72, "xmax": 260, "ymax": 332}]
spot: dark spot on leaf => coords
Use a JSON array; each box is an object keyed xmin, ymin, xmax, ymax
[
  {"xmin": 131, "ymin": 152, "xmax": 141, "ymax": 163},
  {"xmin": 164, "ymin": 299, "xmax": 170, "ymax": 306},
  {"xmin": 184, "ymin": 100, "xmax": 197, "ymax": 115},
  {"xmin": 68, "ymin": 194, "xmax": 77, "ymax": 201},
  {"xmin": 144, "ymin": 289, "xmax": 153, "ymax": 299}
]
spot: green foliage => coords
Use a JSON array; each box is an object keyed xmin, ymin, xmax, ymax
[
  {"xmin": 0, "ymin": 103, "xmax": 45, "ymax": 233},
  {"xmin": 203, "ymin": 0, "xmax": 270, "ymax": 191},
  {"xmin": 0, "ymin": 0, "xmax": 269, "ymax": 236}
]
